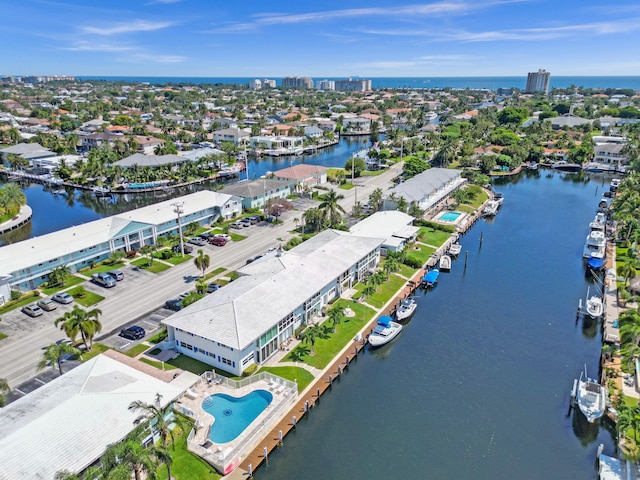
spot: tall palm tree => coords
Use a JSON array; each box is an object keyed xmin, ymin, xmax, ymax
[
  {"xmin": 38, "ymin": 342, "xmax": 81, "ymax": 376},
  {"xmin": 54, "ymin": 306, "xmax": 103, "ymax": 350},
  {"xmin": 318, "ymin": 190, "xmax": 346, "ymax": 227},
  {"xmin": 107, "ymin": 439, "xmax": 158, "ymax": 480},
  {"xmin": 194, "ymin": 249, "xmax": 210, "ymax": 277},
  {"xmin": 327, "ymin": 307, "xmax": 345, "ymax": 333},
  {"xmin": 301, "ymin": 326, "xmax": 319, "ymax": 354},
  {"xmin": 129, "ymin": 393, "xmax": 184, "ymax": 480},
  {"xmin": 0, "ymin": 378, "xmax": 10, "ymax": 407}
]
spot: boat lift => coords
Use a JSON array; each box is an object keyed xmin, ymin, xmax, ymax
[{"xmin": 576, "ymin": 284, "xmax": 605, "ymax": 322}]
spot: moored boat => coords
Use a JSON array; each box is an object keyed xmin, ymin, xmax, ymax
[
  {"xmin": 395, "ymin": 297, "xmax": 417, "ymax": 321},
  {"xmin": 576, "ymin": 368, "xmax": 606, "ymax": 423},
  {"xmin": 439, "ymin": 255, "xmax": 452, "ymax": 271},
  {"xmin": 448, "ymin": 243, "xmax": 462, "ymax": 257},
  {"xmin": 483, "ymin": 200, "xmax": 500, "ymax": 216},
  {"xmin": 586, "ymin": 295, "xmax": 604, "ymax": 318},
  {"xmin": 553, "ymin": 161, "xmax": 582, "ymax": 172},
  {"xmin": 368, "ymin": 316, "xmax": 402, "ymax": 348},
  {"xmin": 422, "ymin": 269, "xmax": 439, "ymax": 287},
  {"xmin": 583, "ymin": 230, "xmax": 606, "ymax": 259}
]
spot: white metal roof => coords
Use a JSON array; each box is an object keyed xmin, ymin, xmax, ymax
[
  {"xmin": 386, "ymin": 168, "xmax": 462, "ymax": 204},
  {"xmin": 0, "ymin": 190, "xmax": 235, "ymax": 275},
  {"xmin": 163, "ymin": 230, "xmax": 384, "ymax": 349},
  {"xmin": 350, "ymin": 211, "xmax": 415, "ymax": 240},
  {"xmin": 0, "ymin": 355, "xmax": 184, "ymax": 479}
]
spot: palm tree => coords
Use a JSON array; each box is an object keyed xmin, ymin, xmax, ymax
[
  {"xmin": 0, "ymin": 378, "xmax": 10, "ymax": 407},
  {"xmin": 318, "ymin": 190, "xmax": 346, "ymax": 227},
  {"xmin": 301, "ymin": 326, "xmax": 319, "ymax": 354},
  {"xmin": 327, "ymin": 307, "xmax": 345, "ymax": 333},
  {"xmin": 54, "ymin": 306, "xmax": 103, "ymax": 350},
  {"xmin": 383, "ymin": 256, "xmax": 400, "ymax": 279},
  {"xmin": 48, "ymin": 265, "xmax": 71, "ymax": 288},
  {"xmin": 129, "ymin": 393, "xmax": 184, "ymax": 480},
  {"xmin": 194, "ymin": 249, "xmax": 210, "ymax": 277},
  {"xmin": 368, "ymin": 188, "xmax": 383, "ymax": 211},
  {"xmin": 37, "ymin": 342, "xmax": 81, "ymax": 376},
  {"xmin": 0, "ymin": 182, "xmax": 27, "ymax": 217},
  {"xmin": 620, "ymin": 257, "xmax": 640, "ymax": 287},
  {"xmin": 107, "ymin": 439, "xmax": 158, "ymax": 480}
]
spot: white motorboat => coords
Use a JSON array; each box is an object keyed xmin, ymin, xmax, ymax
[
  {"xmin": 439, "ymin": 255, "xmax": 452, "ymax": 271},
  {"xmin": 586, "ymin": 295, "xmax": 604, "ymax": 318},
  {"xmin": 483, "ymin": 200, "xmax": 500, "ymax": 216},
  {"xmin": 395, "ymin": 297, "xmax": 417, "ymax": 321},
  {"xmin": 576, "ymin": 368, "xmax": 606, "ymax": 423},
  {"xmin": 368, "ymin": 316, "xmax": 402, "ymax": 348},
  {"xmin": 448, "ymin": 243, "xmax": 462, "ymax": 256},
  {"xmin": 493, "ymin": 192, "xmax": 504, "ymax": 206},
  {"xmin": 583, "ymin": 230, "xmax": 606, "ymax": 259}
]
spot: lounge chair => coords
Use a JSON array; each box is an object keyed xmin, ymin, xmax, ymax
[
  {"xmin": 184, "ymin": 388, "xmax": 199, "ymax": 400},
  {"xmin": 275, "ymin": 380, "xmax": 286, "ymax": 394},
  {"xmin": 268, "ymin": 378, "xmax": 278, "ymax": 391}
]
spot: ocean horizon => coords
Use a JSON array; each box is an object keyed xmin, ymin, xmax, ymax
[{"xmin": 78, "ymin": 75, "xmax": 640, "ymax": 90}]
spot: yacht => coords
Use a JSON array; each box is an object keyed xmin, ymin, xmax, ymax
[
  {"xmin": 368, "ymin": 316, "xmax": 402, "ymax": 348},
  {"xmin": 483, "ymin": 200, "xmax": 500, "ymax": 216},
  {"xmin": 610, "ymin": 178, "xmax": 621, "ymax": 191},
  {"xmin": 583, "ymin": 230, "xmax": 606, "ymax": 259},
  {"xmin": 553, "ymin": 161, "xmax": 582, "ymax": 172},
  {"xmin": 586, "ymin": 295, "xmax": 604, "ymax": 319},
  {"xmin": 576, "ymin": 368, "xmax": 606, "ymax": 423},
  {"xmin": 395, "ymin": 297, "xmax": 417, "ymax": 321}
]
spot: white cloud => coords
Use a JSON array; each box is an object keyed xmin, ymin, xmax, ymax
[
  {"xmin": 61, "ymin": 41, "xmax": 135, "ymax": 52},
  {"xmin": 81, "ymin": 20, "xmax": 175, "ymax": 36}
]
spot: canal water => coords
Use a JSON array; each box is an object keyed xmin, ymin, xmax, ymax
[
  {"xmin": 256, "ymin": 170, "xmax": 616, "ymax": 480},
  {"xmin": 0, "ymin": 136, "xmax": 370, "ymax": 245}
]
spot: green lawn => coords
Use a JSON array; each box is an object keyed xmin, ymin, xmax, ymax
[
  {"xmin": 123, "ymin": 343, "xmax": 150, "ymax": 357},
  {"xmin": 81, "ymin": 343, "xmax": 111, "ymax": 362},
  {"xmin": 0, "ymin": 332, "xmax": 7, "ymax": 341},
  {"xmin": 282, "ymin": 299, "xmax": 375, "ymax": 369},
  {"xmin": 406, "ymin": 244, "xmax": 437, "ymax": 264},
  {"xmin": 164, "ymin": 253, "xmax": 193, "ymax": 265},
  {"xmin": 339, "ymin": 182, "xmax": 355, "ymax": 190},
  {"xmin": 167, "ymin": 355, "xmax": 237, "ymax": 378},
  {"xmin": 156, "ymin": 427, "xmax": 221, "ymax": 480},
  {"xmin": 258, "ymin": 366, "xmax": 315, "ymax": 393},
  {"xmin": 211, "ymin": 228, "xmax": 246, "ymax": 241},
  {"xmin": 360, "ymin": 170, "xmax": 385, "ymax": 176},
  {"xmin": 462, "ymin": 185, "xmax": 489, "ymax": 209},
  {"xmin": 0, "ymin": 293, "xmax": 41, "ymax": 314},
  {"xmin": 67, "ymin": 287, "xmax": 104, "ymax": 307},
  {"xmin": 396, "ymin": 262, "xmax": 418, "ymax": 279},
  {"xmin": 363, "ymin": 274, "xmax": 407, "ymax": 309},
  {"xmin": 83, "ymin": 262, "xmax": 125, "ymax": 276},
  {"xmin": 131, "ymin": 258, "xmax": 171, "ymax": 273},
  {"xmin": 140, "ymin": 357, "xmax": 178, "ymax": 370},
  {"xmin": 40, "ymin": 275, "xmax": 85, "ymax": 295},
  {"xmin": 418, "ymin": 227, "xmax": 453, "ymax": 248},
  {"xmin": 205, "ymin": 267, "xmax": 227, "ymax": 279}
]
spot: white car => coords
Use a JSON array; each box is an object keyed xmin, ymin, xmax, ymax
[{"xmin": 214, "ymin": 233, "xmax": 231, "ymax": 241}]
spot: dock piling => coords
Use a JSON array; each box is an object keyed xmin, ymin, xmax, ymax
[
  {"xmin": 278, "ymin": 430, "xmax": 283, "ymax": 446},
  {"xmin": 292, "ymin": 415, "xmax": 297, "ymax": 429},
  {"xmin": 248, "ymin": 463, "xmax": 253, "ymax": 478},
  {"xmin": 464, "ymin": 251, "xmax": 469, "ymax": 268},
  {"xmin": 263, "ymin": 446, "xmax": 268, "ymax": 464}
]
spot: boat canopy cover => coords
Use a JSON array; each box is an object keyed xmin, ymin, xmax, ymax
[
  {"xmin": 377, "ymin": 315, "xmax": 393, "ymax": 327},
  {"xmin": 588, "ymin": 256, "xmax": 604, "ymax": 269},
  {"xmin": 424, "ymin": 269, "xmax": 440, "ymax": 283}
]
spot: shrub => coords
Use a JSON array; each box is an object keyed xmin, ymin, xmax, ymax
[
  {"xmin": 161, "ymin": 249, "xmax": 173, "ymax": 260},
  {"xmin": 242, "ymin": 364, "xmax": 259, "ymax": 377},
  {"xmin": 11, "ymin": 290, "xmax": 21, "ymax": 301},
  {"xmin": 228, "ymin": 271, "xmax": 240, "ymax": 282},
  {"xmin": 415, "ymin": 220, "xmax": 456, "ymax": 233},
  {"xmin": 126, "ymin": 250, "xmax": 137, "ymax": 258},
  {"xmin": 402, "ymin": 255, "xmax": 422, "ymax": 269},
  {"xmin": 148, "ymin": 328, "xmax": 168, "ymax": 344},
  {"xmin": 294, "ymin": 324, "xmax": 306, "ymax": 339},
  {"xmin": 284, "ymin": 237, "xmax": 302, "ymax": 251}
]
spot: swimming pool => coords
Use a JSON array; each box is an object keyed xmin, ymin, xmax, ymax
[
  {"xmin": 202, "ymin": 390, "xmax": 273, "ymax": 444},
  {"xmin": 438, "ymin": 211, "xmax": 462, "ymax": 222}
]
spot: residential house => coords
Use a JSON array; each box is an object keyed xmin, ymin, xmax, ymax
[
  {"xmin": 219, "ymin": 178, "xmax": 291, "ymax": 210},
  {"xmin": 383, "ymin": 168, "xmax": 466, "ymax": 213},
  {"xmin": 349, "ymin": 211, "xmax": 419, "ymax": 254},
  {"xmin": 272, "ymin": 164, "xmax": 328, "ymax": 192},
  {"xmin": 135, "ymin": 136, "xmax": 165, "ymax": 154},
  {"xmin": 81, "ymin": 132, "xmax": 123, "ymax": 151},
  {"xmin": 211, "ymin": 127, "xmax": 249, "ymax": 145}
]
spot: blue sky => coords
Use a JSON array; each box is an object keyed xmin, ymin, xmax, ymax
[{"xmin": 3, "ymin": 0, "xmax": 640, "ymax": 77}]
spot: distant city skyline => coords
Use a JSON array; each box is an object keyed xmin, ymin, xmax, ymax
[{"xmin": 3, "ymin": 1, "xmax": 640, "ymax": 77}]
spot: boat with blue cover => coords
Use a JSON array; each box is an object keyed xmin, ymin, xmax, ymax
[
  {"xmin": 368, "ymin": 315, "xmax": 402, "ymax": 348},
  {"xmin": 423, "ymin": 269, "xmax": 440, "ymax": 287}
]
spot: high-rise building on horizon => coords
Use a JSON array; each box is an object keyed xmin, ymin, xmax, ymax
[
  {"xmin": 281, "ymin": 76, "xmax": 314, "ymax": 89},
  {"xmin": 316, "ymin": 79, "xmax": 335, "ymax": 91},
  {"xmin": 248, "ymin": 79, "xmax": 262, "ymax": 90},
  {"xmin": 525, "ymin": 69, "xmax": 550, "ymax": 93},
  {"xmin": 334, "ymin": 78, "xmax": 372, "ymax": 92}
]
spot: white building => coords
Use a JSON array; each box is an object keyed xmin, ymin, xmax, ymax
[
  {"xmin": 0, "ymin": 190, "xmax": 242, "ymax": 291},
  {"xmin": 350, "ymin": 211, "xmax": 419, "ymax": 254},
  {"xmin": 383, "ymin": 168, "xmax": 466, "ymax": 213},
  {"xmin": 316, "ymin": 79, "xmax": 335, "ymax": 91},
  {"xmin": 262, "ymin": 78, "xmax": 276, "ymax": 88},
  {"xmin": 161, "ymin": 230, "xmax": 384, "ymax": 375},
  {"xmin": 525, "ymin": 69, "xmax": 551, "ymax": 93},
  {"xmin": 249, "ymin": 79, "xmax": 262, "ymax": 90},
  {"xmin": 0, "ymin": 354, "xmax": 197, "ymax": 479}
]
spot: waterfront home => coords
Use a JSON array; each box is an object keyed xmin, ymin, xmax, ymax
[
  {"xmin": 0, "ymin": 142, "xmax": 54, "ymax": 163},
  {"xmin": 0, "ymin": 190, "xmax": 242, "ymax": 291},
  {"xmin": 219, "ymin": 178, "xmax": 291, "ymax": 210},
  {"xmin": 0, "ymin": 353, "xmax": 197, "ymax": 479},
  {"xmin": 349, "ymin": 211, "xmax": 418, "ymax": 254},
  {"xmin": 272, "ymin": 164, "xmax": 328, "ymax": 192},
  {"xmin": 81, "ymin": 132, "xmax": 123, "ymax": 151},
  {"xmin": 211, "ymin": 127, "xmax": 250, "ymax": 145},
  {"xmin": 383, "ymin": 168, "xmax": 466, "ymax": 214},
  {"xmin": 341, "ymin": 116, "xmax": 371, "ymax": 134},
  {"xmin": 249, "ymin": 135, "xmax": 304, "ymax": 153},
  {"xmin": 161, "ymin": 229, "xmax": 384, "ymax": 375},
  {"xmin": 114, "ymin": 152, "xmax": 192, "ymax": 169},
  {"xmin": 135, "ymin": 135, "xmax": 165, "ymax": 154},
  {"xmin": 593, "ymin": 143, "xmax": 628, "ymax": 169}
]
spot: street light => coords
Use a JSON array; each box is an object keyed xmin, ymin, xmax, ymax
[{"xmin": 172, "ymin": 202, "xmax": 185, "ymax": 256}]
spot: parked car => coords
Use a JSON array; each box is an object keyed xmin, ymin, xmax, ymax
[
  {"xmin": 239, "ymin": 219, "xmax": 251, "ymax": 227},
  {"xmin": 37, "ymin": 298, "xmax": 57, "ymax": 311},
  {"xmin": 209, "ymin": 236, "xmax": 227, "ymax": 246},
  {"xmin": 214, "ymin": 233, "xmax": 231, "ymax": 241},
  {"xmin": 199, "ymin": 232, "xmax": 214, "ymax": 240},
  {"xmin": 52, "ymin": 292, "xmax": 74, "ymax": 304},
  {"xmin": 107, "ymin": 270, "xmax": 124, "ymax": 281},
  {"xmin": 22, "ymin": 303, "xmax": 44, "ymax": 317},
  {"xmin": 120, "ymin": 325, "xmax": 146, "ymax": 340},
  {"xmin": 245, "ymin": 254, "xmax": 263, "ymax": 265},
  {"xmin": 173, "ymin": 244, "xmax": 194, "ymax": 254},
  {"xmin": 207, "ymin": 283, "xmax": 222, "ymax": 293},
  {"xmin": 248, "ymin": 216, "xmax": 262, "ymax": 224},
  {"xmin": 188, "ymin": 237, "xmax": 206, "ymax": 246},
  {"xmin": 165, "ymin": 299, "xmax": 182, "ymax": 311},
  {"xmin": 92, "ymin": 272, "xmax": 116, "ymax": 288},
  {"xmin": 230, "ymin": 222, "xmax": 243, "ymax": 229}
]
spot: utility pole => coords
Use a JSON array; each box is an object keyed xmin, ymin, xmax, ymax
[{"xmin": 172, "ymin": 202, "xmax": 185, "ymax": 256}]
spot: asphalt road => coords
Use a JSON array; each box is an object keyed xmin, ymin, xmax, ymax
[{"xmin": 0, "ymin": 163, "xmax": 401, "ymax": 393}]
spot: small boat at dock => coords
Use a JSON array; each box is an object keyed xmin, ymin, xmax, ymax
[
  {"xmin": 483, "ymin": 200, "xmax": 500, "ymax": 216},
  {"xmin": 448, "ymin": 243, "xmax": 462, "ymax": 257},
  {"xmin": 422, "ymin": 269, "xmax": 439, "ymax": 287},
  {"xmin": 493, "ymin": 192, "xmax": 504, "ymax": 206},
  {"xmin": 439, "ymin": 255, "xmax": 452, "ymax": 271},
  {"xmin": 553, "ymin": 161, "xmax": 582, "ymax": 172},
  {"xmin": 395, "ymin": 297, "xmax": 417, "ymax": 321},
  {"xmin": 576, "ymin": 367, "xmax": 606, "ymax": 423},
  {"xmin": 368, "ymin": 316, "xmax": 402, "ymax": 348}
]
